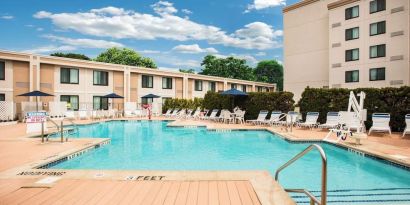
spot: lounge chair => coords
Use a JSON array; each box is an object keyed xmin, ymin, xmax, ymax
[
  {"xmin": 261, "ymin": 111, "xmax": 282, "ymax": 126},
  {"xmin": 246, "ymin": 110, "xmax": 269, "ymax": 125},
  {"xmin": 276, "ymin": 111, "xmax": 300, "ymax": 127},
  {"xmin": 199, "ymin": 109, "xmax": 210, "ymax": 120},
  {"xmin": 78, "ymin": 110, "xmax": 88, "ymax": 120},
  {"xmin": 298, "ymin": 112, "xmax": 319, "ymax": 129},
  {"xmin": 403, "ymin": 114, "xmax": 410, "ymax": 138},
  {"xmin": 124, "ymin": 110, "xmax": 136, "ymax": 117},
  {"xmin": 339, "ymin": 111, "xmax": 365, "ymax": 132},
  {"xmin": 163, "ymin": 109, "xmax": 172, "ymax": 117},
  {"xmin": 189, "ymin": 108, "xmax": 200, "ymax": 119},
  {"xmin": 64, "ymin": 110, "xmax": 76, "ymax": 120},
  {"xmin": 318, "ymin": 112, "xmax": 339, "ymax": 129},
  {"xmin": 176, "ymin": 109, "xmax": 187, "ymax": 119},
  {"xmin": 204, "ymin": 109, "xmax": 218, "ymax": 120},
  {"xmin": 368, "ymin": 113, "xmax": 391, "ymax": 135},
  {"xmin": 170, "ymin": 108, "xmax": 180, "ymax": 118}
]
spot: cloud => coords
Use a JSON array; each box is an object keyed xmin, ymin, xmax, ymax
[
  {"xmin": 171, "ymin": 59, "xmax": 200, "ymax": 68},
  {"xmin": 245, "ymin": 0, "xmax": 286, "ymax": 13},
  {"xmin": 36, "ymin": 27, "xmax": 44, "ymax": 31},
  {"xmin": 33, "ymin": 4, "xmax": 282, "ymax": 50},
  {"xmin": 181, "ymin": 9, "xmax": 192, "ymax": 15},
  {"xmin": 23, "ymin": 45, "xmax": 76, "ymax": 54},
  {"xmin": 255, "ymin": 52, "xmax": 266, "ymax": 56},
  {"xmin": 172, "ymin": 44, "xmax": 218, "ymax": 54},
  {"xmin": 43, "ymin": 35, "xmax": 124, "ymax": 48},
  {"xmin": 214, "ymin": 53, "xmax": 258, "ymax": 64},
  {"xmin": 139, "ymin": 50, "xmax": 161, "ymax": 54},
  {"xmin": 1, "ymin": 15, "xmax": 14, "ymax": 20}
]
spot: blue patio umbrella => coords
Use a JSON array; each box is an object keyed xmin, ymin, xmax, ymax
[
  {"xmin": 17, "ymin": 90, "xmax": 54, "ymax": 111},
  {"xmin": 220, "ymin": 88, "xmax": 248, "ymax": 109},
  {"xmin": 103, "ymin": 93, "xmax": 124, "ymax": 110},
  {"xmin": 141, "ymin": 94, "xmax": 161, "ymax": 98}
]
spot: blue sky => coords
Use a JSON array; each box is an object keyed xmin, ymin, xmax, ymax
[{"xmin": 0, "ymin": 0, "xmax": 299, "ymax": 71}]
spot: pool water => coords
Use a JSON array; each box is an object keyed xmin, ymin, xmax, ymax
[{"xmin": 53, "ymin": 120, "xmax": 410, "ymax": 204}]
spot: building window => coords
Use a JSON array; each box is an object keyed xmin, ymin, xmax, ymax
[
  {"xmin": 208, "ymin": 82, "xmax": 216, "ymax": 92},
  {"xmin": 142, "ymin": 75, "xmax": 153, "ymax": 88},
  {"xmin": 0, "ymin": 61, "xmax": 4, "ymax": 80},
  {"xmin": 370, "ymin": 44, "xmax": 386, "ymax": 58},
  {"xmin": 141, "ymin": 97, "xmax": 153, "ymax": 104},
  {"xmin": 231, "ymin": 83, "xmax": 237, "ymax": 89},
  {"xmin": 61, "ymin": 95, "xmax": 79, "ymax": 110},
  {"xmin": 162, "ymin": 77, "xmax": 172, "ymax": 89},
  {"xmin": 242, "ymin": 85, "xmax": 247, "ymax": 92},
  {"xmin": 370, "ymin": 68, "xmax": 385, "ymax": 81},
  {"xmin": 345, "ymin": 27, "xmax": 359, "ymax": 40},
  {"xmin": 162, "ymin": 97, "xmax": 171, "ymax": 105},
  {"xmin": 194, "ymin": 80, "xmax": 203, "ymax": 91},
  {"xmin": 93, "ymin": 70, "xmax": 108, "ymax": 86},
  {"xmin": 345, "ymin": 70, "xmax": 359, "ymax": 83},
  {"xmin": 0, "ymin": 93, "xmax": 5, "ymax": 101},
  {"xmin": 345, "ymin": 48, "xmax": 359, "ymax": 61},
  {"xmin": 370, "ymin": 0, "xmax": 385, "ymax": 13},
  {"xmin": 345, "ymin": 6, "xmax": 359, "ymax": 20},
  {"xmin": 60, "ymin": 67, "xmax": 79, "ymax": 84},
  {"xmin": 370, "ymin": 21, "xmax": 386, "ymax": 36},
  {"xmin": 257, "ymin": 86, "xmax": 263, "ymax": 92},
  {"xmin": 93, "ymin": 96, "xmax": 108, "ymax": 110}
]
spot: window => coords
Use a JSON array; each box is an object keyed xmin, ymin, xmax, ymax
[
  {"xmin": 162, "ymin": 77, "xmax": 172, "ymax": 89},
  {"xmin": 0, "ymin": 93, "xmax": 5, "ymax": 101},
  {"xmin": 345, "ymin": 48, "xmax": 359, "ymax": 61},
  {"xmin": 370, "ymin": 68, "xmax": 385, "ymax": 81},
  {"xmin": 345, "ymin": 70, "xmax": 359, "ymax": 83},
  {"xmin": 370, "ymin": 0, "xmax": 385, "ymax": 13},
  {"xmin": 60, "ymin": 95, "xmax": 79, "ymax": 110},
  {"xmin": 208, "ymin": 82, "xmax": 216, "ymax": 92},
  {"xmin": 345, "ymin": 6, "xmax": 359, "ymax": 20},
  {"xmin": 257, "ymin": 86, "xmax": 263, "ymax": 92},
  {"xmin": 345, "ymin": 27, "xmax": 359, "ymax": 40},
  {"xmin": 242, "ymin": 85, "xmax": 247, "ymax": 92},
  {"xmin": 60, "ymin": 67, "xmax": 79, "ymax": 84},
  {"xmin": 231, "ymin": 83, "xmax": 237, "ymax": 89},
  {"xmin": 93, "ymin": 96, "xmax": 108, "ymax": 110},
  {"xmin": 141, "ymin": 97, "xmax": 153, "ymax": 104},
  {"xmin": 194, "ymin": 80, "xmax": 203, "ymax": 91},
  {"xmin": 93, "ymin": 70, "xmax": 108, "ymax": 86},
  {"xmin": 162, "ymin": 97, "xmax": 171, "ymax": 105},
  {"xmin": 142, "ymin": 75, "xmax": 153, "ymax": 88},
  {"xmin": 370, "ymin": 21, "xmax": 386, "ymax": 36},
  {"xmin": 0, "ymin": 61, "xmax": 4, "ymax": 80},
  {"xmin": 370, "ymin": 44, "xmax": 386, "ymax": 58}
]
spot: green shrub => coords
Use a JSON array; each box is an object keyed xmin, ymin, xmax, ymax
[
  {"xmin": 298, "ymin": 86, "xmax": 410, "ymax": 131},
  {"xmin": 162, "ymin": 98, "xmax": 204, "ymax": 113}
]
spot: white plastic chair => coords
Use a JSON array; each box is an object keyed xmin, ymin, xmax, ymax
[
  {"xmin": 403, "ymin": 114, "xmax": 410, "ymax": 138},
  {"xmin": 276, "ymin": 111, "xmax": 300, "ymax": 126},
  {"xmin": 339, "ymin": 111, "xmax": 365, "ymax": 133},
  {"xmin": 298, "ymin": 112, "xmax": 319, "ymax": 129},
  {"xmin": 64, "ymin": 110, "xmax": 76, "ymax": 120},
  {"xmin": 318, "ymin": 112, "xmax": 339, "ymax": 129},
  {"xmin": 368, "ymin": 113, "xmax": 391, "ymax": 135},
  {"xmin": 163, "ymin": 109, "xmax": 172, "ymax": 117},
  {"xmin": 246, "ymin": 110, "xmax": 269, "ymax": 125},
  {"xmin": 261, "ymin": 111, "xmax": 282, "ymax": 126}
]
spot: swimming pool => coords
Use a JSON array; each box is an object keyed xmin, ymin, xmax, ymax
[{"xmin": 51, "ymin": 120, "xmax": 410, "ymax": 204}]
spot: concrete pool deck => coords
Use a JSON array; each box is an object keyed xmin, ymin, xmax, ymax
[{"xmin": 0, "ymin": 116, "xmax": 409, "ymax": 204}]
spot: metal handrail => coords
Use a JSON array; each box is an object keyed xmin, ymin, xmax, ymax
[{"xmin": 275, "ymin": 144, "xmax": 327, "ymax": 205}]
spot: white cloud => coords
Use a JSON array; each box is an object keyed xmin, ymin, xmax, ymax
[
  {"xmin": 36, "ymin": 27, "xmax": 44, "ymax": 31},
  {"xmin": 44, "ymin": 35, "xmax": 124, "ymax": 48},
  {"xmin": 171, "ymin": 59, "xmax": 200, "ymax": 68},
  {"xmin": 1, "ymin": 15, "xmax": 14, "ymax": 20},
  {"xmin": 139, "ymin": 50, "xmax": 161, "ymax": 54},
  {"xmin": 181, "ymin": 9, "xmax": 192, "ymax": 15},
  {"xmin": 255, "ymin": 52, "xmax": 266, "ymax": 56},
  {"xmin": 172, "ymin": 44, "xmax": 218, "ymax": 54},
  {"xmin": 23, "ymin": 45, "xmax": 76, "ymax": 54},
  {"xmin": 33, "ymin": 4, "xmax": 282, "ymax": 50},
  {"xmin": 245, "ymin": 0, "xmax": 286, "ymax": 13},
  {"xmin": 214, "ymin": 53, "xmax": 258, "ymax": 64}
]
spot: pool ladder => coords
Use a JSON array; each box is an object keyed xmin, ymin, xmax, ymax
[{"xmin": 275, "ymin": 144, "xmax": 327, "ymax": 205}]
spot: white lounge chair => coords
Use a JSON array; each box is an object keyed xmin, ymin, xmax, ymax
[
  {"xmin": 124, "ymin": 110, "xmax": 135, "ymax": 117},
  {"xmin": 78, "ymin": 110, "xmax": 88, "ymax": 120},
  {"xmin": 276, "ymin": 111, "xmax": 300, "ymax": 127},
  {"xmin": 199, "ymin": 109, "xmax": 210, "ymax": 120},
  {"xmin": 163, "ymin": 109, "xmax": 172, "ymax": 117},
  {"xmin": 246, "ymin": 110, "xmax": 269, "ymax": 125},
  {"xmin": 368, "ymin": 113, "xmax": 391, "ymax": 135},
  {"xmin": 64, "ymin": 110, "xmax": 76, "ymax": 120},
  {"xmin": 298, "ymin": 112, "xmax": 319, "ymax": 129},
  {"xmin": 189, "ymin": 108, "xmax": 200, "ymax": 119},
  {"xmin": 318, "ymin": 112, "xmax": 339, "ymax": 129},
  {"xmin": 204, "ymin": 109, "xmax": 219, "ymax": 120},
  {"xmin": 176, "ymin": 109, "xmax": 187, "ymax": 119},
  {"xmin": 403, "ymin": 114, "xmax": 410, "ymax": 138},
  {"xmin": 170, "ymin": 109, "xmax": 180, "ymax": 118},
  {"xmin": 339, "ymin": 111, "xmax": 365, "ymax": 133},
  {"xmin": 261, "ymin": 111, "xmax": 282, "ymax": 126}
]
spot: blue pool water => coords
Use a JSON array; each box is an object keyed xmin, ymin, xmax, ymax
[{"xmin": 52, "ymin": 121, "xmax": 410, "ymax": 204}]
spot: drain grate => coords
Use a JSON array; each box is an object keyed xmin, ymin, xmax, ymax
[{"xmin": 17, "ymin": 171, "xmax": 66, "ymax": 176}]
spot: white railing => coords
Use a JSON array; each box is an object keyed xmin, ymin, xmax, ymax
[{"xmin": 0, "ymin": 101, "xmax": 16, "ymax": 121}]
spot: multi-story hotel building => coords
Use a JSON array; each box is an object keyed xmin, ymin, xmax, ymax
[
  {"xmin": 0, "ymin": 50, "xmax": 275, "ymax": 113},
  {"xmin": 283, "ymin": 0, "xmax": 409, "ymax": 100}
]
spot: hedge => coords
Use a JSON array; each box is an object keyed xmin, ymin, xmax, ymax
[
  {"xmin": 298, "ymin": 86, "xmax": 410, "ymax": 132},
  {"xmin": 162, "ymin": 98, "xmax": 204, "ymax": 113},
  {"xmin": 203, "ymin": 91, "xmax": 295, "ymax": 120}
]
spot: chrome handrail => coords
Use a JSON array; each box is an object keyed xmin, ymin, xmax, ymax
[{"xmin": 275, "ymin": 144, "xmax": 327, "ymax": 205}]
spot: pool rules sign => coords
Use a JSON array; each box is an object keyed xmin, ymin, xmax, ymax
[{"xmin": 26, "ymin": 111, "xmax": 48, "ymax": 133}]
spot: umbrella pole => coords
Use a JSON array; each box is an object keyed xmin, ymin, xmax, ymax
[{"xmin": 36, "ymin": 96, "xmax": 39, "ymax": 112}]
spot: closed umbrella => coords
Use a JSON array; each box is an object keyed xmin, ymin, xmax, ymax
[{"xmin": 17, "ymin": 90, "xmax": 54, "ymax": 111}]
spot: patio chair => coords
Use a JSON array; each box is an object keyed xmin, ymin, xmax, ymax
[
  {"xmin": 261, "ymin": 111, "xmax": 282, "ymax": 126},
  {"xmin": 64, "ymin": 110, "xmax": 76, "ymax": 120},
  {"xmin": 339, "ymin": 111, "xmax": 365, "ymax": 133},
  {"xmin": 162, "ymin": 109, "xmax": 172, "ymax": 117},
  {"xmin": 92, "ymin": 110, "xmax": 101, "ymax": 120},
  {"xmin": 298, "ymin": 112, "xmax": 320, "ymax": 129},
  {"xmin": 318, "ymin": 112, "xmax": 339, "ymax": 129},
  {"xmin": 176, "ymin": 109, "xmax": 187, "ymax": 119},
  {"xmin": 276, "ymin": 111, "xmax": 300, "ymax": 127},
  {"xmin": 403, "ymin": 114, "xmax": 410, "ymax": 138},
  {"xmin": 234, "ymin": 110, "xmax": 246, "ymax": 124},
  {"xmin": 221, "ymin": 110, "xmax": 234, "ymax": 124},
  {"xmin": 204, "ymin": 109, "xmax": 219, "ymax": 120},
  {"xmin": 368, "ymin": 113, "xmax": 391, "ymax": 135},
  {"xmin": 199, "ymin": 109, "xmax": 210, "ymax": 120},
  {"xmin": 124, "ymin": 110, "xmax": 136, "ymax": 118},
  {"xmin": 246, "ymin": 110, "xmax": 269, "ymax": 125},
  {"xmin": 78, "ymin": 110, "xmax": 88, "ymax": 120},
  {"xmin": 170, "ymin": 108, "xmax": 180, "ymax": 118},
  {"xmin": 189, "ymin": 108, "xmax": 200, "ymax": 119}
]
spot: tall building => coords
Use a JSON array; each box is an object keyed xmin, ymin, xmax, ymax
[
  {"xmin": 283, "ymin": 0, "xmax": 409, "ymax": 101},
  {"xmin": 0, "ymin": 50, "xmax": 275, "ymax": 113}
]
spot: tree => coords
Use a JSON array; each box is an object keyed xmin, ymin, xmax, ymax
[
  {"xmin": 95, "ymin": 47, "xmax": 157, "ymax": 68},
  {"xmin": 200, "ymin": 55, "xmax": 255, "ymax": 81},
  {"xmin": 50, "ymin": 52, "xmax": 91, "ymax": 60},
  {"xmin": 254, "ymin": 60, "xmax": 283, "ymax": 91},
  {"xmin": 179, "ymin": 68, "xmax": 195, "ymax": 74}
]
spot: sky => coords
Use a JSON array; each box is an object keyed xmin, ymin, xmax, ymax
[{"xmin": 0, "ymin": 0, "xmax": 299, "ymax": 71}]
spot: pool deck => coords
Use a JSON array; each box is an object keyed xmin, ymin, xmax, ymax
[{"xmin": 0, "ymin": 116, "xmax": 409, "ymax": 204}]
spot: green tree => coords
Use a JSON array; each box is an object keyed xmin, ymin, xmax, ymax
[
  {"xmin": 50, "ymin": 52, "xmax": 91, "ymax": 60},
  {"xmin": 199, "ymin": 55, "xmax": 255, "ymax": 81},
  {"xmin": 95, "ymin": 47, "xmax": 157, "ymax": 68},
  {"xmin": 254, "ymin": 60, "xmax": 283, "ymax": 91},
  {"xmin": 179, "ymin": 68, "xmax": 195, "ymax": 74}
]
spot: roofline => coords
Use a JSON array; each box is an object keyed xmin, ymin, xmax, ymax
[
  {"xmin": 327, "ymin": 0, "xmax": 360, "ymax": 10},
  {"xmin": 283, "ymin": 0, "xmax": 320, "ymax": 13},
  {"xmin": 0, "ymin": 49, "xmax": 276, "ymax": 87}
]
